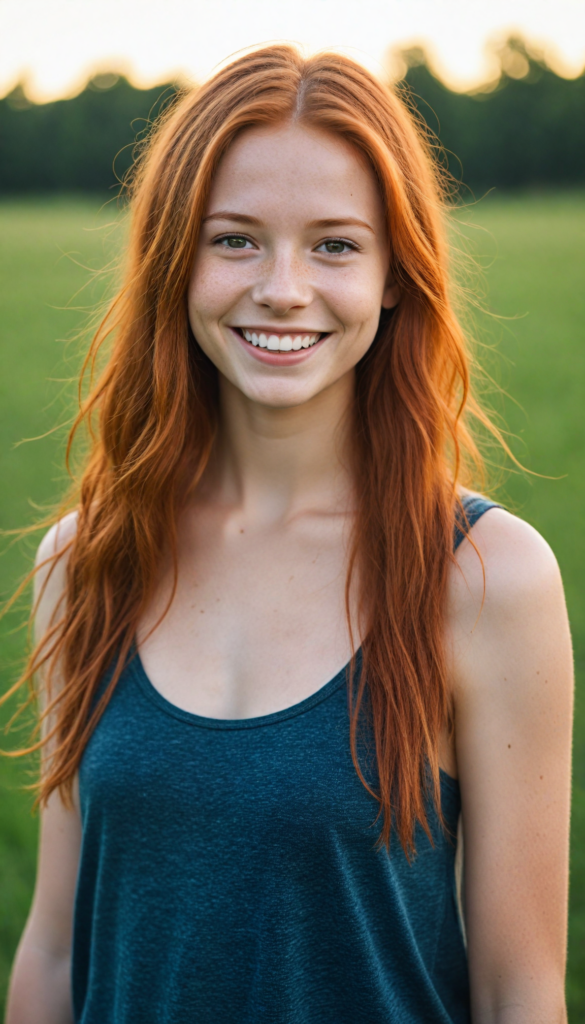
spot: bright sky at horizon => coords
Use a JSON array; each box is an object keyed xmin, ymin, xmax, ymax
[{"xmin": 1, "ymin": 0, "xmax": 584, "ymax": 103}]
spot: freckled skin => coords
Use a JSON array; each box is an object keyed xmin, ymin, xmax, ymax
[
  {"xmin": 136, "ymin": 122, "xmax": 401, "ymax": 726},
  {"xmin": 188, "ymin": 122, "xmax": 399, "ymax": 411}
]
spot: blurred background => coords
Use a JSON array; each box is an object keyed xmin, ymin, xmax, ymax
[{"xmin": 0, "ymin": 0, "xmax": 584, "ymax": 1017}]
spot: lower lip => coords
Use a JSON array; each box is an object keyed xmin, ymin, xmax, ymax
[{"xmin": 231, "ymin": 329, "xmax": 328, "ymax": 366}]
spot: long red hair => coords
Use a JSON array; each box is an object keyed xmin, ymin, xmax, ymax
[{"xmin": 4, "ymin": 45, "xmax": 492, "ymax": 852}]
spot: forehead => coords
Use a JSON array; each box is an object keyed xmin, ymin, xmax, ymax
[{"xmin": 206, "ymin": 122, "xmax": 384, "ymax": 224}]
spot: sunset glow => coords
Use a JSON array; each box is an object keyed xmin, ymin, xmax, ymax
[{"xmin": 1, "ymin": 0, "xmax": 584, "ymax": 102}]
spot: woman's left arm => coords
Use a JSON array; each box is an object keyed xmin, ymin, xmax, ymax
[{"xmin": 448, "ymin": 509, "xmax": 574, "ymax": 1024}]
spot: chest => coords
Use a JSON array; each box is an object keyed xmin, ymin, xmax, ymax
[
  {"xmin": 81, "ymin": 662, "xmax": 458, "ymax": 879},
  {"xmin": 138, "ymin": 502, "xmax": 356, "ymax": 719}
]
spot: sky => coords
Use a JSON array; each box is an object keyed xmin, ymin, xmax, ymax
[{"xmin": 1, "ymin": 0, "xmax": 584, "ymax": 103}]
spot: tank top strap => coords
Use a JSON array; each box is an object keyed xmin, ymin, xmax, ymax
[{"xmin": 453, "ymin": 493, "xmax": 503, "ymax": 552}]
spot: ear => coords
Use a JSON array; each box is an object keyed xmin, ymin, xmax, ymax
[{"xmin": 382, "ymin": 270, "xmax": 401, "ymax": 310}]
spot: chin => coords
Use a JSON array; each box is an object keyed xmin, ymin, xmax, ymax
[{"xmin": 237, "ymin": 377, "xmax": 325, "ymax": 410}]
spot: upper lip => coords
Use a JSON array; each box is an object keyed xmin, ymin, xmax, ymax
[{"xmin": 233, "ymin": 327, "xmax": 327, "ymax": 336}]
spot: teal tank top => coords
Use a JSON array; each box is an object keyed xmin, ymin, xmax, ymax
[{"xmin": 72, "ymin": 495, "xmax": 499, "ymax": 1023}]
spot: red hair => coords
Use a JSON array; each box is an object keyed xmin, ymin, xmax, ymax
[{"xmin": 4, "ymin": 45, "xmax": 494, "ymax": 852}]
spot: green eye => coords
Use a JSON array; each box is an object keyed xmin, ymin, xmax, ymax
[
  {"xmin": 223, "ymin": 236, "xmax": 248, "ymax": 248},
  {"xmin": 319, "ymin": 239, "xmax": 354, "ymax": 254}
]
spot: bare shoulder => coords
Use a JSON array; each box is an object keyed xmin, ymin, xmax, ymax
[
  {"xmin": 34, "ymin": 511, "xmax": 78, "ymax": 645},
  {"xmin": 448, "ymin": 506, "xmax": 563, "ymax": 629},
  {"xmin": 446, "ymin": 505, "xmax": 572, "ymax": 703},
  {"xmin": 36, "ymin": 510, "xmax": 78, "ymax": 566}
]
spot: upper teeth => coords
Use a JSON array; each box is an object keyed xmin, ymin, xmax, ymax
[{"xmin": 242, "ymin": 330, "xmax": 321, "ymax": 351}]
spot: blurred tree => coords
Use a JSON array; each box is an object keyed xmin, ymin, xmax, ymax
[
  {"xmin": 0, "ymin": 74, "xmax": 178, "ymax": 193},
  {"xmin": 0, "ymin": 39, "xmax": 583, "ymax": 195},
  {"xmin": 399, "ymin": 37, "xmax": 585, "ymax": 194}
]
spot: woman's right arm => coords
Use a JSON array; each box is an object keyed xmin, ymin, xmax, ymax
[
  {"xmin": 6, "ymin": 790, "xmax": 82, "ymax": 1024},
  {"xmin": 6, "ymin": 517, "xmax": 82, "ymax": 1024}
]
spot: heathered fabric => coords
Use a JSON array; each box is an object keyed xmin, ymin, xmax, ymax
[{"xmin": 72, "ymin": 495, "xmax": 499, "ymax": 1024}]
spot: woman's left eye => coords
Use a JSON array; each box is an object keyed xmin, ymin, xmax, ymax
[{"xmin": 316, "ymin": 239, "xmax": 356, "ymax": 255}]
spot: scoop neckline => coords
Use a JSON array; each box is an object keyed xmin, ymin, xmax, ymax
[
  {"xmin": 127, "ymin": 650, "xmax": 460, "ymax": 788},
  {"xmin": 129, "ymin": 648, "xmax": 356, "ymax": 730}
]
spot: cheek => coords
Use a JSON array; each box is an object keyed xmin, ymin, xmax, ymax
[
  {"xmin": 325, "ymin": 266, "xmax": 386, "ymax": 334},
  {"xmin": 188, "ymin": 257, "xmax": 241, "ymax": 326}
]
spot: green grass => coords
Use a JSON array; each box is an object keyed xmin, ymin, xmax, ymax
[
  {"xmin": 0, "ymin": 196, "xmax": 120, "ymax": 1009},
  {"xmin": 0, "ymin": 194, "xmax": 584, "ymax": 1017},
  {"xmin": 458, "ymin": 193, "xmax": 585, "ymax": 1013}
]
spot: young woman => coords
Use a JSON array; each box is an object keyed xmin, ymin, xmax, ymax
[{"xmin": 5, "ymin": 45, "xmax": 573, "ymax": 1024}]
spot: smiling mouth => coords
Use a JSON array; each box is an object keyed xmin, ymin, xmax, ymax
[{"xmin": 236, "ymin": 328, "xmax": 325, "ymax": 352}]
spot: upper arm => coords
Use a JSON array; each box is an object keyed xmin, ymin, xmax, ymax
[
  {"xmin": 447, "ymin": 509, "xmax": 573, "ymax": 1019},
  {"xmin": 24, "ymin": 788, "xmax": 82, "ymax": 957},
  {"xmin": 27, "ymin": 514, "xmax": 82, "ymax": 953},
  {"xmin": 34, "ymin": 512, "xmax": 78, "ymax": 648}
]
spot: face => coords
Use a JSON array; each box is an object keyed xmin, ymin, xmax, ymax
[{"xmin": 188, "ymin": 121, "xmax": 399, "ymax": 409}]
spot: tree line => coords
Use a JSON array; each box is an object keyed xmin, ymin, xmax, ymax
[{"xmin": 0, "ymin": 38, "xmax": 583, "ymax": 196}]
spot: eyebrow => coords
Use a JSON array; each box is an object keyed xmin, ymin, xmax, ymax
[
  {"xmin": 203, "ymin": 211, "xmax": 375, "ymax": 233},
  {"xmin": 203, "ymin": 212, "xmax": 261, "ymax": 225},
  {"xmin": 308, "ymin": 217, "xmax": 375, "ymax": 234}
]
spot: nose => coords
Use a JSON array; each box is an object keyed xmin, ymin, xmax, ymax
[{"xmin": 250, "ymin": 247, "xmax": 312, "ymax": 316}]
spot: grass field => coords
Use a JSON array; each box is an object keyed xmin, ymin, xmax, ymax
[{"xmin": 0, "ymin": 194, "xmax": 584, "ymax": 1016}]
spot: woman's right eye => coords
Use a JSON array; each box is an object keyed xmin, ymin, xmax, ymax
[{"xmin": 216, "ymin": 235, "xmax": 254, "ymax": 249}]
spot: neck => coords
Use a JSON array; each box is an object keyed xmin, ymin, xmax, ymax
[{"xmin": 206, "ymin": 371, "xmax": 356, "ymax": 523}]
